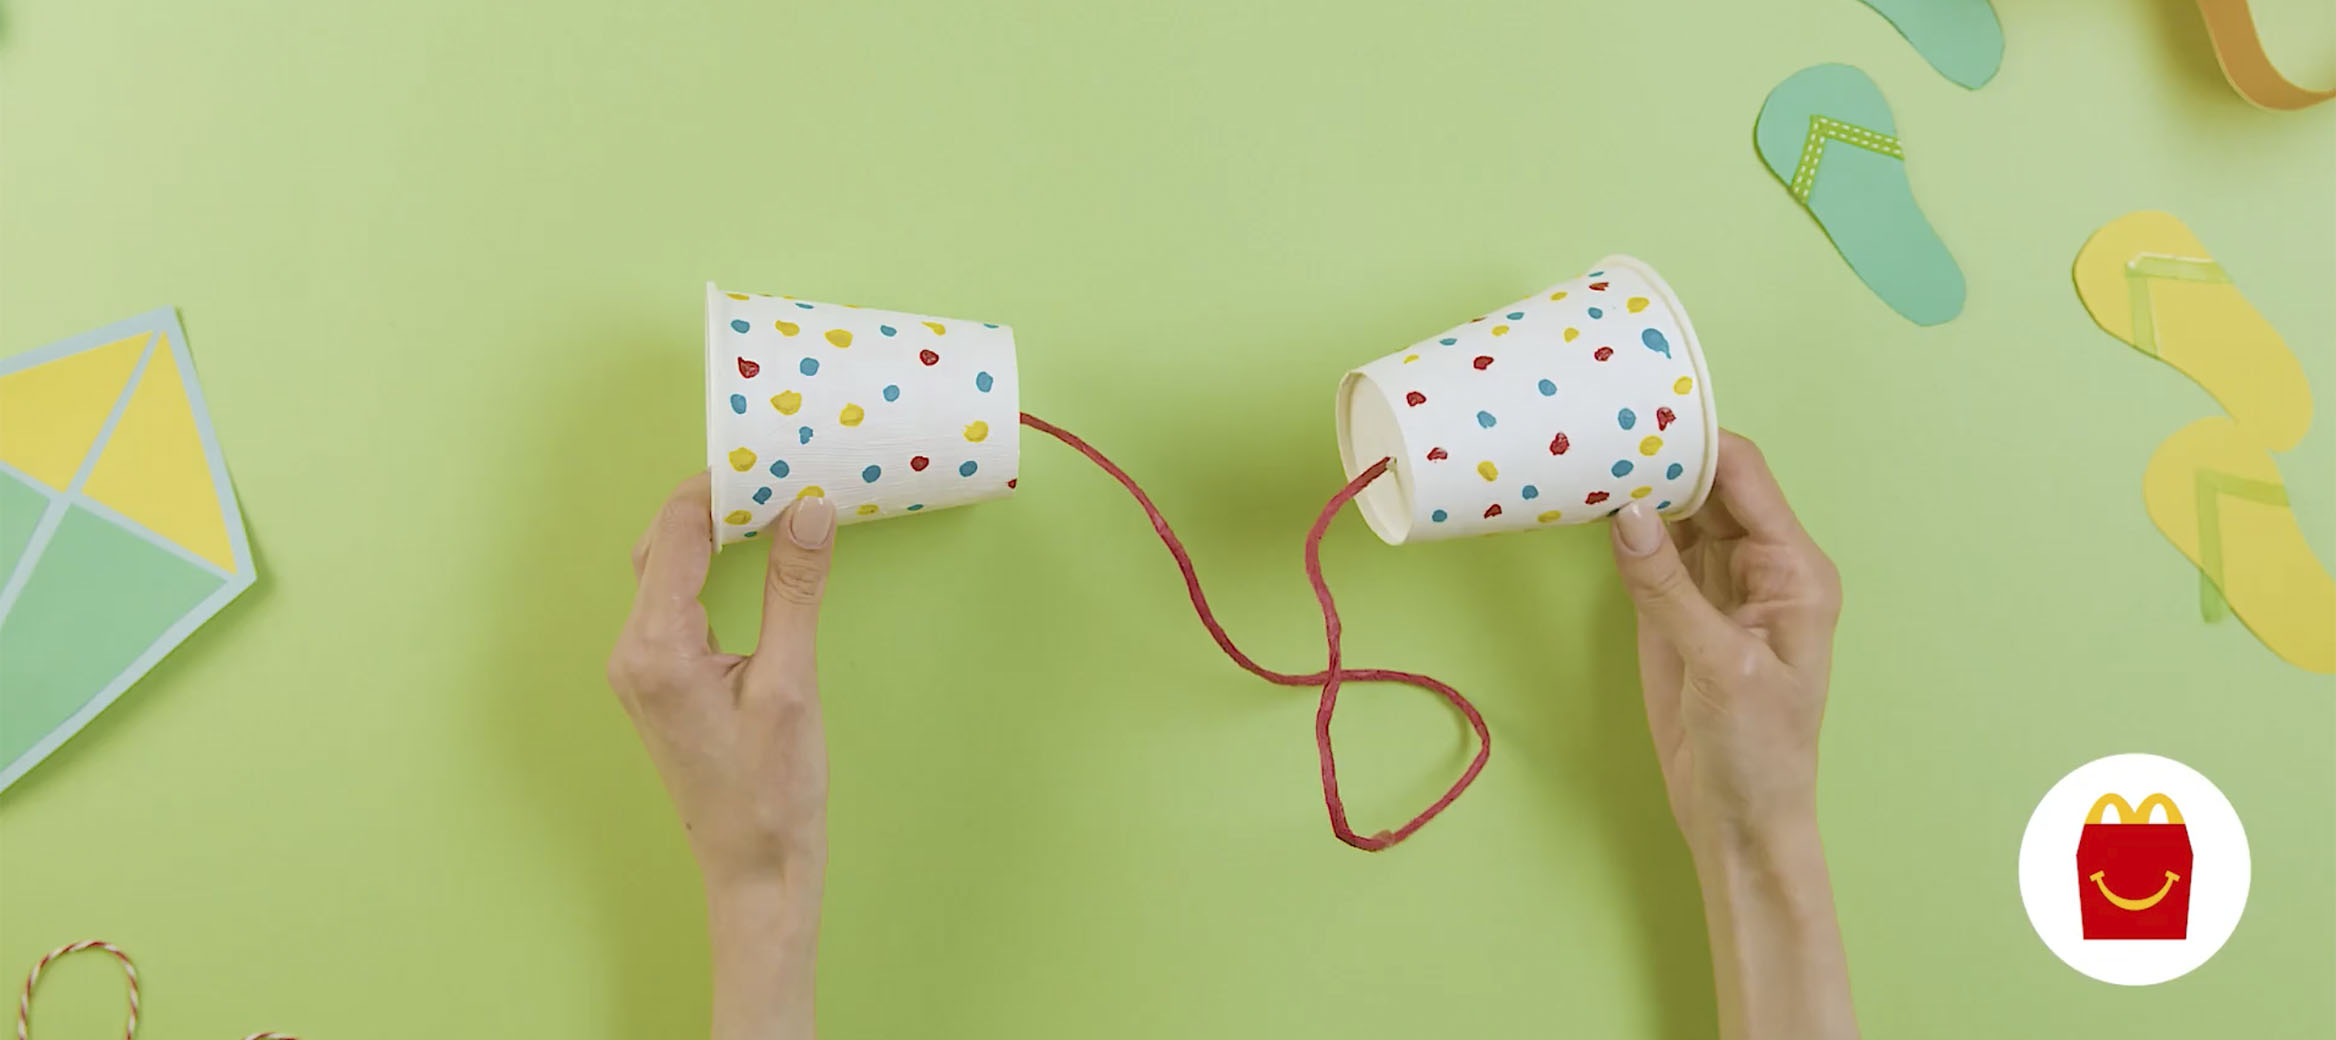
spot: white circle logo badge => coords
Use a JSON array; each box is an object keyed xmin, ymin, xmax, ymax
[{"xmin": 2017, "ymin": 753, "xmax": 2250, "ymax": 985}]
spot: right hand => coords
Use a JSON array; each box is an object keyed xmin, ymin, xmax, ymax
[{"xmin": 1607, "ymin": 432, "xmax": 1843, "ymax": 851}]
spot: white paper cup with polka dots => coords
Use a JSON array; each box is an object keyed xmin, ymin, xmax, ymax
[
  {"xmin": 1335, "ymin": 255, "xmax": 1717, "ymax": 545},
  {"xmin": 705, "ymin": 284, "xmax": 1020, "ymax": 547}
]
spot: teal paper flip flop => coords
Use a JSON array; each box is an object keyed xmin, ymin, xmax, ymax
[
  {"xmin": 1857, "ymin": 0, "xmax": 2003, "ymax": 89},
  {"xmin": 1756, "ymin": 63, "xmax": 1965, "ymax": 326}
]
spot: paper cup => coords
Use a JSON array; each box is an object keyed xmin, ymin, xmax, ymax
[
  {"xmin": 1335, "ymin": 255, "xmax": 1717, "ymax": 545},
  {"xmin": 706, "ymin": 284, "xmax": 1019, "ymax": 546}
]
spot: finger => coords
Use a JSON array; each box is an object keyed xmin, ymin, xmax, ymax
[
  {"xmin": 628, "ymin": 472, "xmax": 718, "ymax": 653},
  {"xmin": 1708, "ymin": 432, "xmax": 1810, "ymax": 544},
  {"xmin": 743, "ymin": 495, "xmax": 837, "ymax": 694},
  {"xmin": 1610, "ymin": 500, "xmax": 1743, "ymax": 666}
]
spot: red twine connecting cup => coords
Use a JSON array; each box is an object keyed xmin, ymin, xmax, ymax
[
  {"xmin": 15, "ymin": 941, "xmax": 294, "ymax": 1040},
  {"xmin": 1021, "ymin": 412, "xmax": 1492, "ymax": 850}
]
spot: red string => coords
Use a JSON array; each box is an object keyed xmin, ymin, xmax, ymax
[{"xmin": 1020, "ymin": 412, "xmax": 1491, "ymax": 851}]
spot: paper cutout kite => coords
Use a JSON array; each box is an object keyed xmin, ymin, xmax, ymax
[{"xmin": 0, "ymin": 309, "xmax": 256, "ymax": 790}]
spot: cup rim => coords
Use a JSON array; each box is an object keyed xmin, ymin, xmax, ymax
[{"xmin": 703, "ymin": 282, "xmax": 728, "ymax": 545}]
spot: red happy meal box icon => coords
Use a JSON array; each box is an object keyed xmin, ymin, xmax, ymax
[{"xmin": 2076, "ymin": 793, "xmax": 2192, "ymax": 940}]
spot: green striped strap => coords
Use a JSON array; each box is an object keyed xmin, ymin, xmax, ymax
[
  {"xmin": 1786, "ymin": 115, "xmax": 1904, "ymax": 203},
  {"xmin": 2193, "ymin": 467, "xmax": 2287, "ymax": 622},
  {"xmin": 2124, "ymin": 253, "xmax": 2231, "ymax": 359}
]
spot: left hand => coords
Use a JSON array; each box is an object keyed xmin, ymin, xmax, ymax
[{"xmin": 606, "ymin": 472, "xmax": 837, "ymax": 889}]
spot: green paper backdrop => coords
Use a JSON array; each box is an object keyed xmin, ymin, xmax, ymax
[{"xmin": 2, "ymin": 1, "xmax": 2330, "ymax": 1036}]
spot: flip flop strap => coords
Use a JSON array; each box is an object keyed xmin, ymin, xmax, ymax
[
  {"xmin": 2194, "ymin": 467, "xmax": 2287, "ymax": 622},
  {"xmin": 2124, "ymin": 253, "xmax": 2231, "ymax": 359},
  {"xmin": 1786, "ymin": 115, "xmax": 1903, "ymax": 203}
]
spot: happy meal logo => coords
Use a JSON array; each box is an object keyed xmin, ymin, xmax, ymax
[
  {"xmin": 2077, "ymin": 793, "xmax": 2189, "ymax": 940},
  {"xmin": 2019, "ymin": 755, "xmax": 2250, "ymax": 986}
]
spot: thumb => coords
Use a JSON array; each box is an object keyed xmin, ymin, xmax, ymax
[
  {"xmin": 1609, "ymin": 500, "xmax": 1738, "ymax": 664},
  {"xmin": 747, "ymin": 495, "xmax": 837, "ymax": 691}
]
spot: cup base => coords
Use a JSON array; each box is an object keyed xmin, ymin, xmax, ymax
[{"xmin": 1336, "ymin": 371, "xmax": 1413, "ymax": 544}]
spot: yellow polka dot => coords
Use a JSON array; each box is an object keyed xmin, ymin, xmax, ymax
[
  {"xmin": 797, "ymin": 485, "xmax": 824, "ymax": 499},
  {"xmin": 840, "ymin": 403, "xmax": 865, "ymax": 427},
  {"xmin": 1563, "ymin": 327, "xmax": 1579, "ymax": 342},
  {"xmin": 774, "ymin": 320, "xmax": 800, "ymax": 336},
  {"xmin": 1403, "ymin": 354, "xmax": 1419, "ymax": 364},
  {"xmin": 725, "ymin": 292, "xmax": 749, "ymax": 301},
  {"xmin": 1640, "ymin": 435, "xmax": 1663, "ymax": 456},
  {"xmin": 724, "ymin": 509, "xmax": 753, "ymax": 524},
  {"xmin": 965, "ymin": 420, "xmax": 990, "ymax": 442},
  {"xmin": 772, "ymin": 391, "xmax": 802, "ymax": 415},
  {"xmin": 1536, "ymin": 509, "xmax": 1563, "ymax": 524},
  {"xmin": 1674, "ymin": 376, "xmax": 1693, "ymax": 394},
  {"xmin": 1626, "ymin": 296, "xmax": 1649, "ymax": 313},
  {"xmin": 856, "ymin": 504, "xmax": 880, "ymax": 516},
  {"xmin": 1630, "ymin": 486, "xmax": 1653, "ymax": 499},
  {"xmin": 728, "ymin": 447, "xmax": 756, "ymax": 471},
  {"xmin": 1491, "ymin": 325, "xmax": 1510, "ymax": 337},
  {"xmin": 1549, "ymin": 290, "xmax": 1568, "ymax": 301},
  {"xmin": 923, "ymin": 321, "xmax": 946, "ymax": 335},
  {"xmin": 1476, "ymin": 461, "xmax": 1498, "ymax": 482},
  {"xmin": 825, "ymin": 329, "xmax": 852, "ymax": 348}
]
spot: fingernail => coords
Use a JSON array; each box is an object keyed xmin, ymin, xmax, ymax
[
  {"xmin": 1615, "ymin": 500, "xmax": 1663, "ymax": 556},
  {"xmin": 787, "ymin": 496, "xmax": 836, "ymax": 549}
]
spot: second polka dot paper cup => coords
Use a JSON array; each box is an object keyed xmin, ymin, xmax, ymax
[
  {"xmin": 706, "ymin": 284, "xmax": 1019, "ymax": 546},
  {"xmin": 1335, "ymin": 255, "xmax": 1717, "ymax": 545}
]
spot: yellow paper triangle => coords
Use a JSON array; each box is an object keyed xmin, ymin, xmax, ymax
[
  {"xmin": 0, "ymin": 332, "xmax": 152, "ymax": 489},
  {"xmin": 80, "ymin": 334, "xmax": 237, "ymax": 572}
]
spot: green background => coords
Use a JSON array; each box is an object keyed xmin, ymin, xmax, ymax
[{"xmin": 3, "ymin": 1, "xmax": 2330, "ymax": 1035}]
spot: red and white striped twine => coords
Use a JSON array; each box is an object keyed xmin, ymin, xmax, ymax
[{"xmin": 16, "ymin": 941, "xmax": 293, "ymax": 1040}]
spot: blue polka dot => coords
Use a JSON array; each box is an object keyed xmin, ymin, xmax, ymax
[
  {"xmin": 1431, "ymin": 509, "xmax": 1449, "ymax": 523},
  {"xmin": 728, "ymin": 393, "xmax": 747, "ymax": 414},
  {"xmin": 799, "ymin": 426, "xmax": 814, "ymax": 445},
  {"xmin": 1522, "ymin": 485, "xmax": 1540, "ymax": 500},
  {"xmin": 1439, "ymin": 337, "xmax": 1457, "ymax": 346},
  {"xmin": 1605, "ymin": 507, "xmax": 1621, "ymax": 518},
  {"xmin": 1588, "ymin": 270, "xmax": 1604, "ymax": 277},
  {"xmin": 794, "ymin": 301, "xmax": 814, "ymax": 309},
  {"xmin": 983, "ymin": 322, "xmax": 1000, "ymax": 328},
  {"xmin": 879, "ymin": 325, "xmax": 897, "ymax": 337},
  {"xmin": 1506, "ymin": 311, "xmax": 1525, "ymax": 320},
  {"xmin": 728, "ymin": 319, "xmax": 750, "ymax": 334},
  {"xmin": 1611, "ymin": 459, "xmax": 1634, "ymax": 477},
  {"xmin": 959, "ymin": 460, "xmax": 979, "ymax": 477},
  {"xmin": 976, "ymin": 371, "xmax": 994, "ymax": 392},
  {"xmin": 1657, "ymin": 500, "xmax": 1672, "ymax": 510},
  {"xmin": 1588, "ymin": 307, "xmax": 1604, "ymax": 319},
  {"xmin": 883, "ymin": 384, "xmax": 901, "ymax": 402},
  {"xmin": 1641, "ymin": 328, "xmax": 1671, "ymax": 357},
  {"xmin": 1476, "ymin": 410, "xmax": 1497, "ymax": 428},
  {"xmin": 1617, "ymin": 408, "xmax": 1637, "ymax": 430},
  {"xmin": 752, "ymin": 487, "xmax": 772, "ymax": 504},
  {"xmin": 1666, "ymin": 462, "xmax": 1684, "ymax": 479},
  {"xmin": 799, "ymin": 357, "xmax": 819, "ymax": 376},
  {"xmin": 744, "ymin": 529, "xmax": 758, "ymax": 537},
  {"xmin": 861, "ymin": 465, "xmax": 882, "ymax": 483},
  {"xmin": 907, "ymin": 503, "xmax": 924, "ymax": 511},
  {"xmin": 769, "ymin": 459, "xmax": 790, "ymax": 478},
  {"xmin": 1537, "ymin": 378, "xmax": 1557, "ymax": 396}
]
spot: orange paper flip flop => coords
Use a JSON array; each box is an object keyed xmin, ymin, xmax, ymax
[{"xmin": 2195, "ymin": 0, "xmax": 2335, "ymax": 110}]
